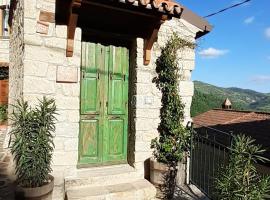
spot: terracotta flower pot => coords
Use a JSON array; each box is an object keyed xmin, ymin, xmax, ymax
[
  {"xmin": 150, "ymin": 157, "xmax": 187, "ymax": 187},
  {"xmin": 150, "ymin": 158, "xmax": 170, "ymax": 186},
  {"xmin": 15, "ymin": 175, "xmax": 54, "ymax": 200}
]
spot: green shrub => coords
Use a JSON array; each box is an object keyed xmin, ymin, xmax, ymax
[
  {"xmin": 215, "ymin": 135, "xmax": 270, "ymax": 200},
  {"xmin": 10, "ymin": 97, "xmax": 57, "ymax": 188},
  {"xmin": 150, "ymin": 34, "xmax": 195, "ymax": 166},
  {"xmin": 0, "ymin": 104, "xmax": 7, "ymax": 122}
]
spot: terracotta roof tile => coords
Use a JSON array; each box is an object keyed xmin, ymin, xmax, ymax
[
  {"xmin": 0, "ymin": 62, "xmax": 8, "ymax": 68},
  {"xmin": 193, "ymin": 109, "xmax": 270, "ymax": 160},
  {"xmin": 193, "ymin": 109, "xmax": 270, "ymax": 127},
  {"xmin": 119, "ymin": 0, "xmax": 183, "ymax": 16}
]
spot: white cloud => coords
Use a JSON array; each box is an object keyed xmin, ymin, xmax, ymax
[
  {"xmin": 250, "ymin": 75, "xmax": 270, "ymax": 83},
  {"xmin": 265, "ymin": 27, "xmax": 270, "ymax": 39},
  {"xmin": 244, "ymin": 16, "xmax": 255, "ymax": 24},
  {"xmin": 198, "ymin": 47, "xmax": 229, "ymax": 59}
]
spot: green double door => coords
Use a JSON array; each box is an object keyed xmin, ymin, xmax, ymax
[{"xmin": 79, "ymin": 42, "xmax": 129, "ymax": 166}]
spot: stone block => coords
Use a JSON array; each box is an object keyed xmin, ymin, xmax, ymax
[
  {"xmin": 46, "ymin": 65, "xmax": 57, "ymax": 81},
  {"xmin": 55, "ymin": 96, "xmax": 79, "ymax": 110},
  {"xmin": 55, "ymin": 25, "xmax": 67, "ymax": 38},
  {"xmin": 24, "ymin": 34, "xmax": 44, "ymax": 46},
  {"xmin": 55, "ymin": 122, "xmax": 79, "ymax": 137},
  {"xmin": 25, "ymin": 45, "xmax": 65, "ymax": 65},
  {"xmin": 56, "ymin": 66, "xmax": 78, "ymax": 83},
  {"xmin": 135, "ymin": 109, "xmax": 159, "ymax": 119},
  {"xmin": 45, "ymin": 37, "xmax": 66, "ymax": 50},
  {"xmin": 24, "ymin": 18, "xmax": 37, "ymax": 34},
  {"xmin": 179, "ymin": 60, "xmax": 195, "ymax": 70},
  {"xmin": 136, "ymin": 70, "xmax": 152, "ymax": 83},
  {"xmin": 36, "ymin": 21, "xmax": 49, "ymax": 35},
  {"xmin": 54, "ymin": 137, "xmax": 65, "ymax": 151},
  {"xmin": 24, "ymin": 60, "xmax": 48, "ymax": 77},
  {"xmin": 56, "ymin": 83, "xmax": 80, "ymax": 97},
  {"xmin": 39, "ymin": 10, "xmax": 55, "ymax": 23},
  {"xmin": 53, "ymin": 151, "xmax": 78, "ymax": 166},
  {"xmin": 135, "ymin": 141, "xmax": 151, "ymax": 152},
  {"xmin": 64, "ymin": 138, "xmax": 78, "ymax": 151},
  {"xmin": 23, "ymin": 76, "xmax": 56, "ymax": 94},
  {"xmin": 179, "ymin": 81, "xmax": 194, "ymax": 97},
  {"xmin": 135, "ymin": 118, "xmax": 158, "ymax": 131},
  {"xmin": 24, "ymin": 0, "xmax": 37, "ymax": 19},
  {"xmin": 135, "ymin": 152, "xmax": 152, "ymax": 162},
  {"xmin": 67, "ymin": 110, "xmax": 80, "ymax": 122},
  {"xmin": 36, "ymin": 0, "xmax": 55, "ymax": 12}
]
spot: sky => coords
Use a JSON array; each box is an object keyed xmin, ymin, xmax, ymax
[{"xmin": 178, "ymin": 0, "xmax": 270, "ymax": 93}]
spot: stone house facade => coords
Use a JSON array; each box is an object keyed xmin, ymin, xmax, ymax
[{"xmin": 6, "ymin": 0, "xmax": 211, "ymax": 199}]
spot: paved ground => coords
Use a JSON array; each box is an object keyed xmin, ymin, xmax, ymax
[
  {"xmin": 0, "ymin": 126, "xmax": 15, "ymax": 200},
  {"xmin": 156, "ymin": 184, "xmax": 209, "ymax": 200}
]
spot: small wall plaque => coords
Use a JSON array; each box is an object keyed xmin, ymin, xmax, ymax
[
  {"xmin": 39, "ymin": 11, "xmax": 55, "ymax": 23},
  {"xmin": 36, "ymin": 21, "xmax": 49, "ymax": 35},
  {"xmin": 56, "ymin": 66, "xmax": 78, "ymax": 83}
]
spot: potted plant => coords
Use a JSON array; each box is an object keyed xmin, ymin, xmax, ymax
[
  {"xmin": 0, "ymin": 104, "xmax": 7, "ymax": 125},
  {"xmin": 214, "ymin": 135, "xmax": 270, "ymax": 200},
  {"xmin": 150, "ymin": 34, "xmax": 194, "ymax": 197},
  {"xmin": 10, "ymin": 97, "xmax": 57, "ymax": 199}
]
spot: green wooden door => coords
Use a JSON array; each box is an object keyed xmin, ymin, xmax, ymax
[{"xmin": 79, "ymin": 42, "xmax": 129, "ymax": 166}]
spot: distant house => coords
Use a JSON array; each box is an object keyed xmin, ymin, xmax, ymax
[
  {"xmin": 0, "ymin": 0, "xmax": 9, "ymax": 106},
  {"xmin": 193, "ymin": 98, "xmax": 270, "ymax": 168}
]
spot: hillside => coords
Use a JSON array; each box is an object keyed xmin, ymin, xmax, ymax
[{"xmin": 191, "ymin": 81, "xmax": 270, "ymax": 117}]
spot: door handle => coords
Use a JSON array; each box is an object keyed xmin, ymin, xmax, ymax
[
  {"xmin": 82, "ymin": 71, "xmax": 85, "ymax": 79},
  {"xmin": 111, "ymin": 116, "xmax": 121, "ymax": 119}
]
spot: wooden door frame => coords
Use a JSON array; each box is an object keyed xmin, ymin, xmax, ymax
[{"xmin": 78, "ymin": 36, "xmax": 133, "ymax": 168}]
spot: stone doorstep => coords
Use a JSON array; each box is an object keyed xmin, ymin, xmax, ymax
[
  {"xmin": 66, "ymin": 179, "xmax": 156, "ymax": 200},
  {"xmin": 65, "ymin": 164, "xmax": 143, "ymax": 189}
]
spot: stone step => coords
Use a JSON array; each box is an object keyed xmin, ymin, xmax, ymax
[
  {"xmin": 66, "ymin": 179, "xmax": 156, "ymax": 200},
  {"xmin": 65, "ymin": 164, "xmax": 142, "ymax": 189}
]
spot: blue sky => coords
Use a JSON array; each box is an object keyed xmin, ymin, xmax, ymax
[{"xmin": 179, "ymin": 0, "xmax": 270, "ymax": 93}]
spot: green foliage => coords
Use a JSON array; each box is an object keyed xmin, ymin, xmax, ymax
[
  {"xmin": 151, "ymin": 34, "xmax": 195, "ymax": 166},
  {"xmin": 214, "ymin": 135, "xmax": 270, "ymax": 200},
  {"xmin": 10, "ymin": 97, "xmax": 57, "ymax": 188},
  {"xmin": 191, "ymin": 81, "xmax": 270, "ymax": 117},
  {"xmin": 0, "ymin": 68, "xmax": 8, "ymax": 80},
  {"xmin": 0, "ymin": 104, "xmax": 7, "ymax": 122},
  {"xmin": 191, "ymin": 89, "xmax": 245, "ymax": 117}
]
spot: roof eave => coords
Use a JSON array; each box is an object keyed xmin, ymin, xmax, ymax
[{"xmin": 180, "ymin": 5, "xmax": 212, "ymax": 38}]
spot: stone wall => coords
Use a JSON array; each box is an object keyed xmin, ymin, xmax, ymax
[
  {"xmin": 0, "ymin": 38, "xmax": 9, "ymax": 62},
  {"xmin": 9, "ymin": 0, "xmax": 24, "ymax": 109}
]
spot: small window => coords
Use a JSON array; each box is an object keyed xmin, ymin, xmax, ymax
[{"xmin": 0, "ymin": 7, "xmax": 9, "ymax": 38}]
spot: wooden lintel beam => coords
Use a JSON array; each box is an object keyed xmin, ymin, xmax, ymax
[
  {"xmin": 143, "ymin": 16, "xmax": 169, "ymax": 65},
  {"xmin": 66, "ymin": 0, "xmax": 82, "ymax": 57}
]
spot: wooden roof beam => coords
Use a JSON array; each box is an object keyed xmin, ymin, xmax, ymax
[
  {"xmin": 66, "ymin": 0, "xmax": 82, "ymax": 57},
  {"xmin": 144, "ymin": 15, "xmax": 169, "ymax": 65}
]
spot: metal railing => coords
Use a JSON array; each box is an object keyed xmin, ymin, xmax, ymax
[{"xmin": 189, "ymin": 122, "xmax": 233, "ymax": 199}]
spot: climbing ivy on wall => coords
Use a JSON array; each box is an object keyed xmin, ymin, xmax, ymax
[{"xmin": 151, "ymin": 33, "xmax": 195, "ymax": 166}]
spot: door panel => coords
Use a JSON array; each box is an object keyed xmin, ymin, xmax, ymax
[
  {"xmin": 79, "ymin": 42, "xmax": 129, "ymax": 166},
  {"xmin": 79, "ymin": 119, "xmax": 101, "ymax": 164},
  {"xmin": 108, "ymin": 46, "xmax": 128, "ymax": 115},
  {"xmin": 81, "ymin": 43, "xmax": 102, "ymax": 115}
]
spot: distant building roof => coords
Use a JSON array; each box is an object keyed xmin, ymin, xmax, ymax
[
  {"xmin": 0, "ymin": 62, "xmax": 8, "ymax": 68},
  {"xmin": 193, "ymin": 109, "xmax": 270, "ymax": 127},
  {"xmin": 193, "ymin": 109, "xmax": 270, "ymax": 160}
]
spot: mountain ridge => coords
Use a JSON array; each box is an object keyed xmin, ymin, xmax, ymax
[{"xmin": 191, "ymin": 81, "xmax": 270, "ymax": 117}]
